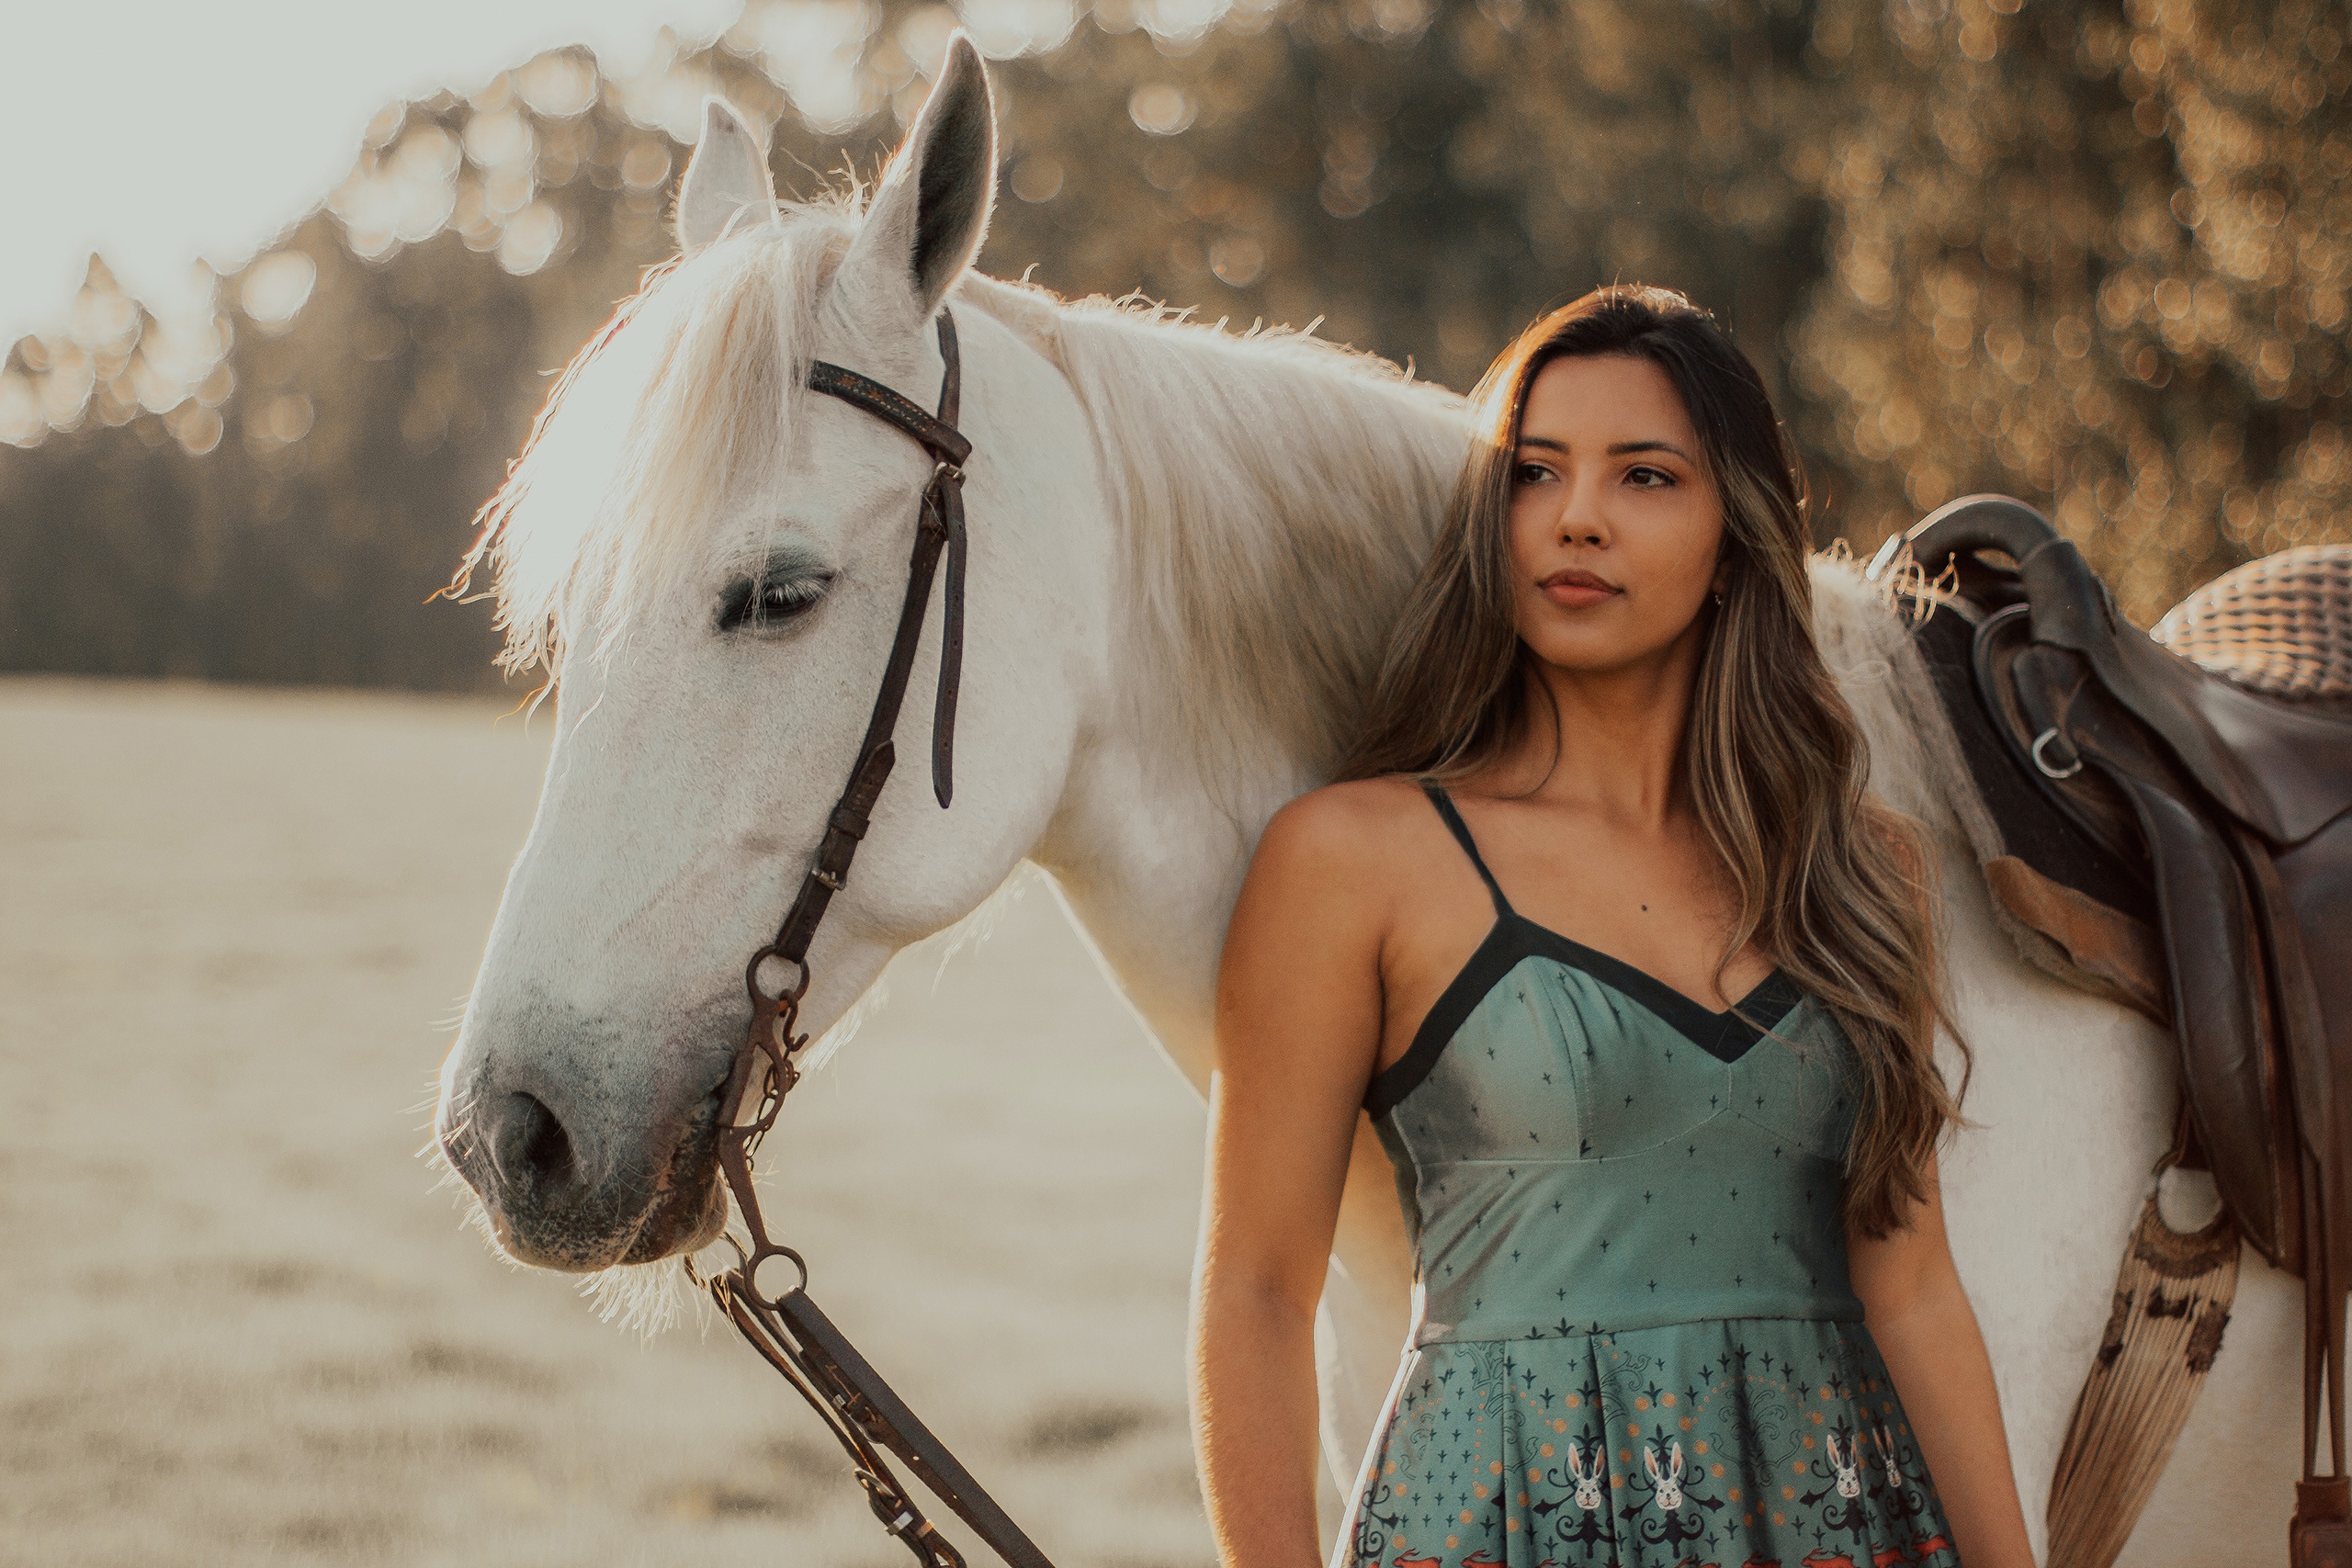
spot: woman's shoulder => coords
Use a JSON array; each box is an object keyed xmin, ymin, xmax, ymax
[
  {"xmin": 1248, "ymin": 774, "xmax": 1437, "ymax": 895},
  {"xmin": 1261, "ymin": 773, "xmax": 1431, "ymax": 852}
]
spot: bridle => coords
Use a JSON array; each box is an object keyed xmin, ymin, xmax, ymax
[{"xmin": 684, "ymin": 308, "xmax": 1057, "ymax": 1568}]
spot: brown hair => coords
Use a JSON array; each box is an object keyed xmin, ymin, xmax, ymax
[{"xmin": 1342, "ymin": 285, "xmax": 1961, "ymax": 1236}]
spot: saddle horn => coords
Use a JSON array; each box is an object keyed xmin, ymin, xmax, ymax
[{"xmin": 1880, "ymin": 493, "xmax": 2062, "ymax": 581}]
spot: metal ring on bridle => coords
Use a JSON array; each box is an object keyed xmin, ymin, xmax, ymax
[
  {"xmin": 2031, "ymin": 727, "xmax": 2086, "ymax": 780},
  {"xmin": 746, "ymin": 946, "xmax": 811, "ymax": 1004},
  {"xmin": 739, "ymin": 1243, "xmax": 810, "ymax": 1308}
]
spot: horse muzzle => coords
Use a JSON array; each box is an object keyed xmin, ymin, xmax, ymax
[{"xmin": 436, "ymin": 1005, "xmax": 735, "ymax": 1271}]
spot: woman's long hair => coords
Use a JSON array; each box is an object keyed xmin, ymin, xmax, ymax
[{"xmin": 1341, "ymin": 285, "xmax": 1960, "ymax": 1237}]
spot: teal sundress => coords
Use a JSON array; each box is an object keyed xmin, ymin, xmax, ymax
[{"xmin": 1336, "ymin": 785, "xmax": 1962, "ymax": 1568}]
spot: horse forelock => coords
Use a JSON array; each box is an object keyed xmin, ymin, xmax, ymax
[{"xmin": 456, "ymin": 204, "xmax": 858, "ymax": 679}]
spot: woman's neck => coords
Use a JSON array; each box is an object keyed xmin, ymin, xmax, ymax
[{"xmin": 1484, "ymin": 627, "xmax": 1707, "ymax": 829}]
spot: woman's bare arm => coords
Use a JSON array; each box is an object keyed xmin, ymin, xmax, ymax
[
  {"xmin": 1194, "ymin": 791, "xmax": 1394, "ymax": 1568},
  {"xmin": 1847, "ymin": 1155, "xmax": 2036, "ymax": 1567}
]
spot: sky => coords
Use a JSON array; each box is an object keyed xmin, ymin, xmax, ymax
[{"xmin": 0, "ymin": 0, "xmax": 742, "ymax": 347}]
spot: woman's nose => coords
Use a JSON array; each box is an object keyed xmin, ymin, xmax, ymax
[{"xmin": 1555, "ymin": 484, "xmax": 1611, "ymax": 546}]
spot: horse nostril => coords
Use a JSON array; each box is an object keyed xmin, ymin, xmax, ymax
[{"xmin": 492, "ymin": 1090, "xmax": 580, "ymax": 1193}]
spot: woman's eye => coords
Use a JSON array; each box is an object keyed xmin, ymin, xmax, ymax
[
  {"xmin": 1514, "ymin": 462, "xmax": 1555, "ymax": 486},
  {"xmin": 1625, "ymin": 465, "xmax": 1675, "ymax": 488},
  {"xmin": 721, "ymin": 572, "xmax": 831, "ymax": 631}
]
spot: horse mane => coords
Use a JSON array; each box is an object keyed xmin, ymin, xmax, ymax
[
  {"xmin": 457, "ymin": 199, "xmax": 1469, "ymax": 784},
  {"xmin": 1804, "ymin": 550, "xmax": 2002, "ymax": 863},
  {"xmin": 957, "ymin": 273, "xmax": 1470, "ymax": 784}
]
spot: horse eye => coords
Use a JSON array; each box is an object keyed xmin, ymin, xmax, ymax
[{"xmin": 720, "ymin": 571, "xmax": 831, "ymax": 632}]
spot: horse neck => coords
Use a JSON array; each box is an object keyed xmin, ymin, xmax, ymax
[{"xmin": 995, "ymin": 288, "xmax": 1469, "ymax": 1086}]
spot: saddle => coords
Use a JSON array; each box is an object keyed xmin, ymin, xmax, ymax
[{"xmin": 1871, "ymin": 496, "xmax": 2352, "ymax": 1565}]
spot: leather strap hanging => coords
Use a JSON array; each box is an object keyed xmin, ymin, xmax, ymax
[{"xmin": 685, "ymin": 309, "xmax": 1058, "ymax": 1568}]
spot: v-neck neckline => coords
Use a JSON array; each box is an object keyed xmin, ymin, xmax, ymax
[
  {"xmin": 1499, "ymin": 910, "xmax": 1800, "ymax": 1064},
  {"xmin": 1363, "ymin": 914, "xmax": 1811, "ymax": 1119},
  {"xmin": 1369, "ymin": 781, "xmax": 1812, "ymax": 1120},
  {"xmin": 1415, "ymin": 781, "xmax": 1796, "ymax": 1058}
]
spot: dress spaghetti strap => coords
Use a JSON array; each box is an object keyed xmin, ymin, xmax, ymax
[{"xmin": 1418, "ymin": 782, "xmax": 1514, "ymax": 918}]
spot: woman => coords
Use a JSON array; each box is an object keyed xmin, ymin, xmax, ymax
[{"xmin": 1193, "ymin": 286, "xmax": 2033, "ymax": 1568}]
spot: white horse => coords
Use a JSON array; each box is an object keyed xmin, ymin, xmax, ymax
[{"xmin": 434, "ymin": 38, "xmax": 2303, "ymax": 1563}]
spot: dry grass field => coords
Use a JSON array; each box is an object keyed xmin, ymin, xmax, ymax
[{"xmin": 0, "ymin": 678, "xmax": 1216, "ymax": 1568}]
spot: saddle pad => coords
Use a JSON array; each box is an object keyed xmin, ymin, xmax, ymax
[{"xmin": 2154, "ymin": 544, "xmax": 2352, "ymax": 703}]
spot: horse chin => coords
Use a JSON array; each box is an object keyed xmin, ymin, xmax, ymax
[{"xmin": 619, "ymin": 1155, "xmax": 729, "ymax": 1265}]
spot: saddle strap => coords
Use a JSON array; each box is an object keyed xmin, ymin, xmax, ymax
[
  {"xmin": 2097, "ymin": 759, "xmax": 2301, "ymax": 1268},
  {"xmin": 2246, "ymin": 820, "xmax": 2349, "ymax": 1494},
  {"xmin": 2304, "ymin": 1147, "xmax": 2350, "ymax": 1487},
  {"xmin": 2296, "ymin": 1476, "xmax": 2352, "ymax": 1568}
]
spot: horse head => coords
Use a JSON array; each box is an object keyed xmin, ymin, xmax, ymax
[{"xmin": 434, "ymin": 38, "xmax": 1107, "ymax": 1273}]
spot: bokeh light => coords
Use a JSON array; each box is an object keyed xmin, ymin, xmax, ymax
[{"xmin": 3, "ymin": 0, "xmax": 2347, "ymax": 693}]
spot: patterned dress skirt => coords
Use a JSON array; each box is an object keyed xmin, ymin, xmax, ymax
[{"xmin": 1345, "ymin": 1320, "xmax": 1957, "ymax": 1568}]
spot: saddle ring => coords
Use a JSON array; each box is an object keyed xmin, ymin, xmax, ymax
[{"xmin": 2030, "ymin": 728, "xmax": 2085, "ymax": 780}]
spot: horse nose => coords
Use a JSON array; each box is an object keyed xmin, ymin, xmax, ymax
[
  {"xmin": 437, "ymin": 1018, "xmax": 733, "ymax": 1272},
  {"xmin": 486, "ymin": 1090, "xmax": 585, "ymax": 1200}
]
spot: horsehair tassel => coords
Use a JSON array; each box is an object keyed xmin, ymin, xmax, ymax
[{"xmin": 2046, "ymin": 1191, "xmax": 2242, "ymax": 1568}]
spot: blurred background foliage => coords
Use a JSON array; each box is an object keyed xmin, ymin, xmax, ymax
[{"xmin": 3, "ymin": 0, "xmax": 2347, "ymax": 689}]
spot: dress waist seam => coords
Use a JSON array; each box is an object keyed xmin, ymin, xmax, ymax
[{"xmin": 1416, "ymin": 1310, "xmax": 1867, "ymax": 1347}]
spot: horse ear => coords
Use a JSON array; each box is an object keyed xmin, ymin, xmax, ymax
[
  {"xmin": 675, "ymin": 97, "xmax": 778, "ymax": 255},
  {"xmin": 838, "ymin": 32, "xmax": 997, "ymax": 320}
]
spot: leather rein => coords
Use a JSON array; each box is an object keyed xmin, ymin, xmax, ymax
[{"xmin": 684, "ymin": 308, "xmax": 1057, "ymax": 1568}]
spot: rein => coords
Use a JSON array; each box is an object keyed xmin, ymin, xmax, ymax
[{"xmin": 685, "ymin": 309, "xmax": 1057, "ymax": 1568}]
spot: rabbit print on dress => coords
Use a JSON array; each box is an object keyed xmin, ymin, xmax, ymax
[
  {"xmin": 1566, "ymin": 1442, "xmax": 1606, "ymax": 1511},
  {"xmin": 1826, "ymin": 1431, "xmax": 1864, "ymax": 1500},
  {"xmin": 1643, "ymin": 1441, "xmax": 1685, "ymax": 1510}
]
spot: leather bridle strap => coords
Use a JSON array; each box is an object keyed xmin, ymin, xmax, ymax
[
  {"xmin": 690, "ymin": 309, "xmax": 1059, "ymax": 1568},
  {"xmin": 763, "ymin": 310, "xmax": 972, "ymax": 983}
]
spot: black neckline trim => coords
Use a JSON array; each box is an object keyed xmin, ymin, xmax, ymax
[{"xmin": 1363, "ymin": 915, "xmax": 1805, "ymax": 1120}]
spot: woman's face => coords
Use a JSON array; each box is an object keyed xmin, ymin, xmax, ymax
[{"xmin": 1505, "ymin": 353, "xmax": 1726, "ymax": 676}]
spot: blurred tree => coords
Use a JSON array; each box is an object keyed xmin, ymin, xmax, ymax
[
  {"xmin": 974, "ymin": 0, "xmax": 1827, "ymax": 400},
  {"xmin": 1792, "ymin": 0, "xmax": 2352, "ymax": 620},
  {"xmin": 2, "ymin": 0, "xmax": 2344, "ymax": 689}
]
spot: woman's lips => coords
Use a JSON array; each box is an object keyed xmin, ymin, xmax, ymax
[{"xmin": 1539, "ymin": 568, "xmax": 1622, "ymax": 609}]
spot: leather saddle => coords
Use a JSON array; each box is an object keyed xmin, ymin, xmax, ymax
[{"xmin": 1871, "ymin": 495, "xmax": 2352, "ymax": 1560}]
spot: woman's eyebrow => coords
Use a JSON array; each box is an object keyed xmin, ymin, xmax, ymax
[{"xmin": 1515, "ymin": 434, "xmax": 1696, "ymax": 461}]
